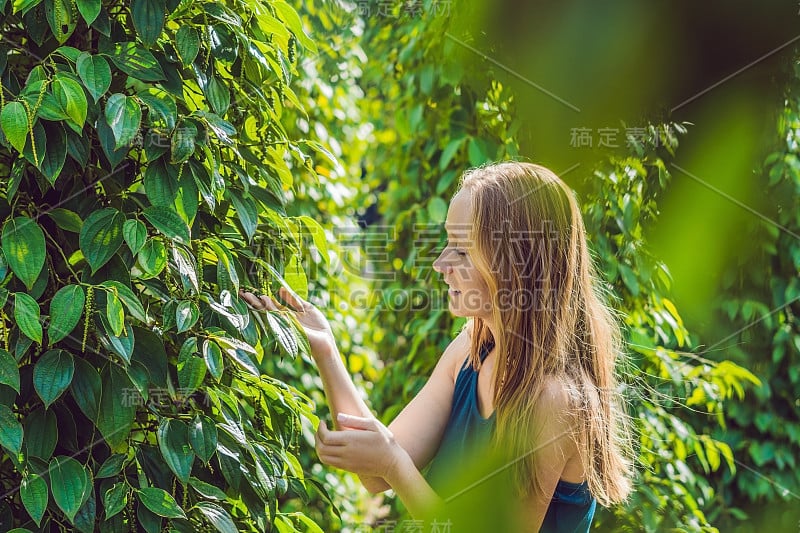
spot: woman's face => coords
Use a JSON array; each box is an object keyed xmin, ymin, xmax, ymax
[{"xmin": 433, "ymin": 189, "xmax": 493, "ymax": 321}]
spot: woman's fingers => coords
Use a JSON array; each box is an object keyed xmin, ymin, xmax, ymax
[
  {"xmin": 278, "ymin": 286, "xmax": 306, "ymax": 313},
  {"xmin": 239, "ymin": 290, "xmax": 278, "ymax": 312}
]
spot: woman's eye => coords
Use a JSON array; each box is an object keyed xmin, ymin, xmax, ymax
[{"xmin": 454, "ymin": 249, "xmax": 467, "ymax": 257}]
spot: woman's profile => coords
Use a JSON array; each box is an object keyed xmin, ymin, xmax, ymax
[{"xmin": 241, "ymin": 161, "xmax": 633, "ymax": 532}]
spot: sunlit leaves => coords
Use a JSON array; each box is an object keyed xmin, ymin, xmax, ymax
[
  {"xmin": 2, "ymin": 217, "xmax": 45, "ymax": 291},
  {"xmin": 76, "ymin": 53, "xmax": 111, "ymax": 102},
  {"xmin": 79, "ymin": 208, "xmax": 125, "ymax": 273}
]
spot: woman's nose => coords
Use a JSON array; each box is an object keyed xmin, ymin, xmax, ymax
[{"xmin": 433, "ymin": 250, "xmax": 451, "ymax": 273}]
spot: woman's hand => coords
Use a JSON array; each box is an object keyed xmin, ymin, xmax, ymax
[
  {"xmin": 315, "ymin": 413, "xmax": 406, "ymax": 481},
  {"xmin": 239, "ymin": 286, "xmax": 337, "ymax": 360}
]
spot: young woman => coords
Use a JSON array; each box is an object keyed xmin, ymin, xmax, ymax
[{"xmin": 240, "ymin": 162, "xmax": 633, "ymax": 532}]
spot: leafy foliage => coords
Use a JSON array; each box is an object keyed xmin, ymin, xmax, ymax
[{"xmin": 0, "ymin": 0, "xmax": 339, "ymax": 531}]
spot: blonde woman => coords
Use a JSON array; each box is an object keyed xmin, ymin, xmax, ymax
[{"xmin": 241, "ymin": 162, "xmax": 633, "ymax": 532}]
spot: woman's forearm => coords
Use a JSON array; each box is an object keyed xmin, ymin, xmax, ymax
[
  {"xmin": 314, "ymin": 344, "xmax": 389, "ymax": 491},
  {"xmin": 386, "ymin": 451, "xmax": 444, "ymax": 518}
]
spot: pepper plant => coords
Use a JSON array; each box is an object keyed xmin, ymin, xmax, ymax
[{"xmin": 0, "ymin": 0, "xmax": 335, "ymax": 531}]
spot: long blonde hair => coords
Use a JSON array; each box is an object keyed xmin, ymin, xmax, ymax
[{"xmin": 461, "ymin": 162, "xmax": 632, "ymax": 506}]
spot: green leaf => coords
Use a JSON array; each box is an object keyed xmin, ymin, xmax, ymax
[
  {"xmin": 70, "ymin": 358, "xmax": 102, "ymax": 421},
  {"xmin": 138, "ymin": 90, "xmax": 177, "ymax": 129},
  {"xmin": 38, "ymin": 121, "xmax": 66, "ymax": 184},
  {"xmin": 49, "ymin": 456, "xmax": 88, "ymax": 522},
  {"xmin": 157, "ymin": 418, "xmax": 195, "ymax": 484},
  {"xmin": 195, "ymin": 502, "xmax": 236, "ymax": 533},
  {"xmin": 100, "ymin": 281, "xmax": 147, "ymax": 323},
  {"xmin": 15, "ymin": 292, "xmax": 42, "ymax": 344},
  {"xmin": 33, "ymin": 349, "xmax": 74, "ymax": 408},
  {"xmin": 227, "ymin": 189, "xmax": 257, "ymax": 243},
  {"xmin": 131, "ymin": 0, "xmax": 164, "ymax": 47},
  {"xmin": 48, "ymin": 285, "xmax": 85, "ymax": 346},
  {"xmin": 13, "ymin": 0, "xmax": 42, "ymax": 15},
  {"xmin": 96, "ymin": 113, "xmax": 129, "ymax": 168},
  {"xmin": 79, "ymin": 208, "xmax": 125, "ymax": 274},
  {"xmin": 123, "ymin": 219, "xmax": 147, "ymax": 256},
  {"xmin": 0, "ymin": 349, "xmax": 20, "ymax": 393},
  {"xmin": 103, "ymin": 482, "xmax": 127, "ymax": 519},
  {"xmin": 142, "ymin": 206, "xmax": 190, "ymax": 244},
  {"xmin": 46, "ymin": 208, "xmax": 83, "ymax": 233},
  {"xmin": 188, "ymin": 477, "xmax": 226, "ymax": 500},
  {"xmin": 175, "ymin": 300, "xmax": 199, "ymax": 333},
  {"xmin": 2, "ymin": 216, "xmax": 46, "ymax": 291},
  {"xmin": 20, "ymin": 473, "xmax": 48, "ymax": 527},
  {"xmin": 0, "ymin": 404, "xmax": 22, "ymax": 455},
  {"xmin": 45, "ymin": 0, "xmax": 78, "ymax": 43},
  {"xmin": 189, "ymin": 415, "xmax": 217, "ymax": 464},
  {"xmin": 106, "ymin": 291, "xmax": 124, "ymax": 337},
  {"xmin": 265, "ymin": 311, "xmax": 298, "ymax": 358},
  {"xmin": 175, "ymin": 26, "xmax": 200, "ymax": 66},
  {"xmin": 53, "ymin": 76, "xmax": 88, "ymax": 129},
  {"xmin": 204, "ymin": 77, "xmax": 230, "ymax": 115},
  {"xmin": 97, "ymin": 365, "xmax": 136, "ymax": 450},
  {"xmin": 202, "ymin": 339, "xmax": 224, "ymax": 381},
  {"xmin": 137, "ymin": 487, "xmax": 186, "ymax": 519},
  {"xmin": 95, "ymin": 453, "xmax": 126, "ymax": 478},
  {"xmin": 23, "ymin": 407, "xmax": 57, "ymax": 460},
  {"xmin": 76, "ymin": 53, "xmax": 112, "ymax": 102},
  {"xmin": 171, "ymin": 119, "xmax": 197, "ymax": 164},
  {"xmin": 107, "ymin": 42, "xmax": 165, "ymax": 82},
  {"xmin": 177, "ymin": 354, "xmax": 205, "ymax": 394},
  {"xmin": 1, "ymin": 102, "xmax": 29, "ymax": 153},
  {"xmin": 105, "ymin": 93, "xmax": 142, "ymax": 150},
  {"xmin": 75, "ymin": 0, "xmax": 100, "ymax": 24},
  {"xmin": 137, "ymin": 239, "xmax": 167, "ymax": 277},
  {"xmin": 213, "ymin": 335, "xmax": 259, "ymax": 377},
  {"xmin": 427, "ymin": 197, "xmax": 448, "ymax": 224}
]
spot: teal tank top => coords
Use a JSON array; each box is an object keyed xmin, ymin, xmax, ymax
[{"xmin": 425, "ymin": 341, "xmax": 597, "ymax": 532}]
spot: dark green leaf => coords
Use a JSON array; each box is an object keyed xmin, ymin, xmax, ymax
[
  {"xmin": 48, "ymin": 284, "xmax": 85, "ymax": 345},
  {"xmin": 123, "ymin": 219, "xmax": 147, "ymax": 256},
  {"xmin": 157, "ymin": 418, "xmax": 194, "ymax": 484},
  {"xmin": 177, "ymin": 352, "xmax": 204, "ymax": 392},
  {"xmin": 142, "ymin": 206, "xmax": 190, "ymax": 244},
  {"xmin": 70, "ymin": 358, "xmax": 101, "ymax": 421},
  {"xmin": 76, "ymin": 53, "xmax": 112, "ymax": 102},
  {"xmin": 175, "ymin": 300, "xmax": 199, "ymax": 334},
  {"xmin": 0, "ymin": 349, "xmax": 20, "ymax": 394},
  {"xmin": 138, "ymin": 90, "xmax": 177, "ymax": 129},
  {"xmin": 202, "ymin": 339, "xmax": 224, "ymax": 381},
  {"xmin": 20, "ymin": 473, "xmax": 48, "ymax": 527},
  {"xmin": 96, "ymin": 113, "xmax": 129, "ymax": 168},
  {"xmin": 15, "ymin": 292, "xmax": 42, "ymax": 344},
  {"xmin": 107, "ymin": 42, "xmax": 165, "ymax": 82},
  {"xmin": 227, "ymin": 189, "xmax": 257, "ymax": 243},
  {"xmin": 195, "ymin": 502, "xmax": 236, "ymax": 533},
  {"xmin": 79, "ymin": 208, "xmax": 125, "ymax": 274},
  {"xmin": 23, "ymin": 406, "xmax": 57, "ymax": 460},
  {"xmin": 2, "ymin": 216, "xmax": 45, "ymax": 291},
  {"xmin": 188, "ymin": 477, "xmax": 226, "ymax": 500},
  {"xmin": 46, "ymin": 208, "xmax": 83, "ymax": 233},
  {"xmin": 0, "ymin": 404, "xmax": 22, "ymax": 455},
  {"xmin": 189, "ymin": 415, "xmax": 216, "ymax": 464},
  {"xmin": 75, "ymin": 0, "xmax": 100, "ymax": 24},
  {"xmin": 214, "ymin": 335, "xmax": 259, "ymax": 377},
  {"xmin": 33, "ymin": 349, "xmax": 74, "ymax": 408},
  {"xmin": 137, "ymin": 487, "xmax": 185, "ymax": 519},
  {"xmin": 103, "ymin": 482, "xmax": 127, "ymax": 519},
  {"xmin": 49, "ymin": 456, "xmax": 88, "ymax": 522},
  {"xmin": 204, "ymin": 77, "xmax": 230, "ymax": 115},
  {"xmin": 171, "ymin": 120, "xmax": 197, "ymax": 164},
  {"xmin": 95, "ymin": 453, "xmax": 126, "ymax": 478},
  {"xmin": 131, "ymin": 0, "xmax": 164, "ymax": 47},
  {"xmin": 97, "ymin": 365, "xmax": 136, "ymax": 450},
  {"xmin": 105, "ymin": 93, "xmax": 142, "ymax": 150},
  {"xmin": 175, "ymin": 27, "xmax": 200, "ymax": 67}
]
